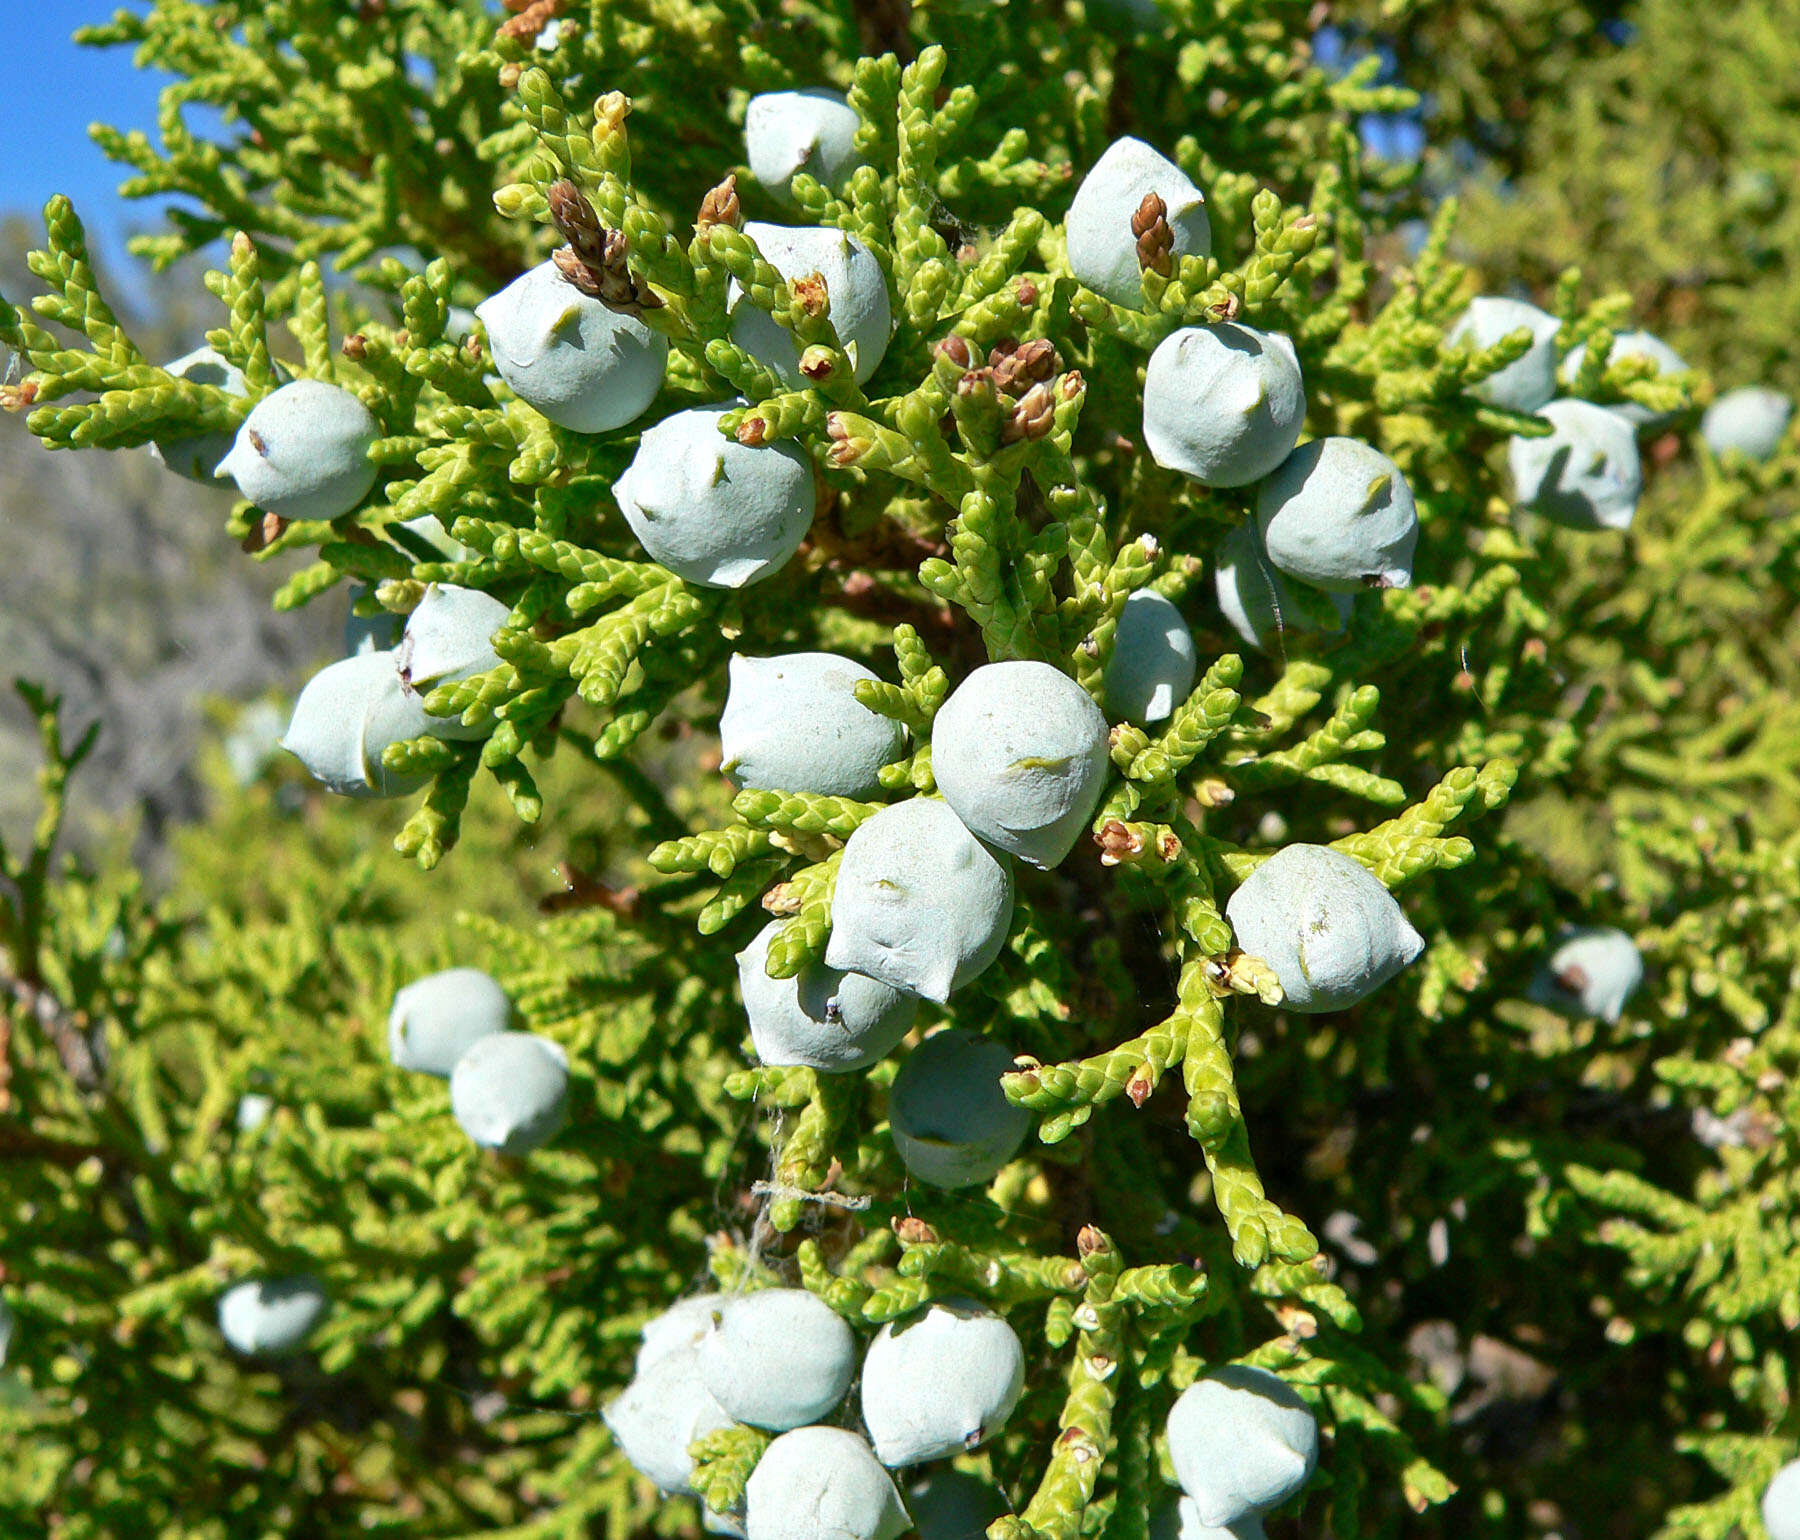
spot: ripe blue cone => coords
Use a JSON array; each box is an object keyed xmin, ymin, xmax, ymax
[
  {"xmin": 217, "ymin": 378, "xmax": 379, "ymax": 521},
  {"xmin": 398, "ymin": 583, "xmax": 512, "ymax": 740},
  {"xmin": 1508, "ymin": 398, "xmax": 1642, "ymax": 531},
  {"xmin": 217, "ymin": 1275, "xmax": 330, "ymax": 1357},
  {"xmin": 1561, "ymin": 329, "xmax": 1688, "ymax": 428},
  {"xmin": 737, "ymin": 919, "xmax": 916, "ymax": 1073},
  {"xmin": 1142, "ymin": 323, "xmax": 1305, "ymax": 488},
  {"xmin": 731, "ymin": 222, "xmax": 893, "ymax": 385},
  {"xmin": 388, "ymin": 967, "xmax": 513, "ymax": 1077},
  {"xmin": 1702, "ymin": 386, "xmax": 1793, "ymax": 461},
  {"xmin": 280, "ymin": 649, "xmax": 433, "ymax": 799},
  {"xmin": 1226, "ymin": 844, "xmax": 1424, "ymax": 1012},
  {"xmin": 720, "ymin": 652, "xmax": 906, "ymax": 798},
  {"xmin": 635, "ymin": 1293, "xmax": 725, "ymax": 1375},
  {"xmin": 930, "ymin": 660, "xmax": 1111, "ymax": 869},
  {"xmin": 1446, "ymin": 296, "xmax": 1561, "ymax": 414},
  {"xmin": 744, "ymin": 1427, "xmax": 908, "ymax": 1540},
  {"xmin": 1066, "ymin": 136, "xmax": 1210, "ymax": 307},
  {"xmin": 474, "ymin": 260, "xmax": 668, "ymax": 433},
  {"xmin": 745, "ymin": 89, "xmax": 863, "ymax": 202},
  {"xmin": 448, "ymin": 1031, "xmax": 570, "ymax": 1154},
  {"xmin": 1527, "ymin": 926, "xmax": 1644, "ymax": 1024},
  {"xmin": 886, "ymin": 1029, "xmax": 1031, "ymax": 1190},
  {"xmin": 1763, "ymin": 1461, "xmax": 1800, "ymax": 1540},
  {"xmin": 1105, "ymin": 588, "xmax": 1198, "ymax": 726},
  {"xmin": 1213, "ymin": 521, "xmax": 1351, "ymax": 654},
  {"xmin": 859, "ymin": 1297, "xmax": 1026, "ymax": 1466},
  {"xmin": 1166, "ymin": 1365, "xmax": 1319, "ymax": 1528},
  {"xmin": 698, "ymin": 1287, "xmax": 857, "ymax": 1430},
  {"xmin": 604, "ymin": 1339, "xmax": 735, "ymax": 1495},
  {"xmin": 613, "ymin": 404, "xmax": 815, "ymax": 589},
  {"xmin": 1256, "ymin": 437, "xmax": 1417, "ymax": 593},
  {"xmin": 149, "ymin": 345, "xmax": 248, "ymax": 483},
  {"xmin": 824, "ymin": 799, "xmax": 1014, "ymax": 1003}
]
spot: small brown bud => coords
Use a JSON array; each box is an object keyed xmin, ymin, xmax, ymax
[
  {"xmin": 736, "ymin": 416, "xmax": 768, "ymax": 447},
  {"xmin": 824, "ymin": 413, "xmax": 869, "ymax": 467},
  {"xmin": 1206, "ymin": 291, "xmax": 1243, "ymax": 323},
  {"xmin": 1522, "ymin": 637, "xmax": 1548, "ymax": 663},
  {"xmin": 798, "ymin": 346, "xmax": 836, "ymax": 381},
  {"xmin": 1075, "ymin": 1224, "xmax": 1109, "ymax": 1259},
  {"xmin": 1095, "ymin": 819, "xmax": 1143, "ymax": 866},
  {"xmin": 1125, "ymin": 1065, "xmax": 1156, "ymax": 1108},
  {"xmin": 956, "ymin": 366, "xmax": 997, "ymax": 402},
  {"xmin": 1131, "ymin": 191, "xmax": 1175, "ymax": 277},
  {"xmin": 791, "ymin": 272, "xmax": 830, "ymax": 319},
  {"xmin": 0, "ymin": 379, "xmax": 38, "ymax": 412},
  {"xmin": 697, "ymin": 173, "xmax": 742, "ymax": 232},
  {"xmin": 1059, "ymin": 369, "xmax": 1085, "ymax": 401},
  {"xmin": 239, "ymin": 510, "xmax": 288, "ymax": 554},
  {"xmin": 1002, "ymin": 380, "xmax": 1056, "ymax": 443},
  {"xmin": 991, "ymin": 337, "xmax": 1059, "ymax": 394},
  {"xmin": 498, "ymin": 62, "xmax": 523, "ymax": 89},
  {"xmin": 935, "ymin": 335, "xmax": 973, "ymax": 369},
  {"xmin": 761, "ymin": 881, "xmax": 803, "ymax": 915},
  {"xmin": 1015, "ymin": 279, "xmax": 1039, "ymax": 306},
  {"xmin": 957, "ymin": 243, "xmax": 980, "ymax": 265},
  {"xmin": 342, "ymin": 333, "xmax": 368, "ymax": 361},
  {"xmin": 893, "ymin": 1215, "xmax": 939, "ymax": 1245}
]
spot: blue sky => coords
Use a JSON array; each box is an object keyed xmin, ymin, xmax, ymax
[{"xmin": 2, "ymin": 3, "xmax": 181, "ymax": 292}]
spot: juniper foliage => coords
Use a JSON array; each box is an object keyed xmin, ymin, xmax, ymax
[{"xmin": 0, "ymin": 3, "xmax": 1792, "ymax": 1539}]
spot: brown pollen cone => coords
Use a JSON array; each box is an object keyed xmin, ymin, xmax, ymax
[
  {"xmin": 696, "ymin": 173, "xmax": 742, "ymax": 232},
  {"xmin": 1132, "ymin": 191, "xmax": 1175, "ymax": 277},
  {"xmin": 545, "ymin": 180, "xmax": 662, "ymax": 315},
  {"xmin": 547, "ymin": 180, "xmax": 608, "ymax": 269},
  {"xmin": 991, "ymin": 338, "xmax": 1060, "ymax": 394},
  {"xmin": 1002, "ymin": 380, "xmax": 1056, "ymax": 444}
]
